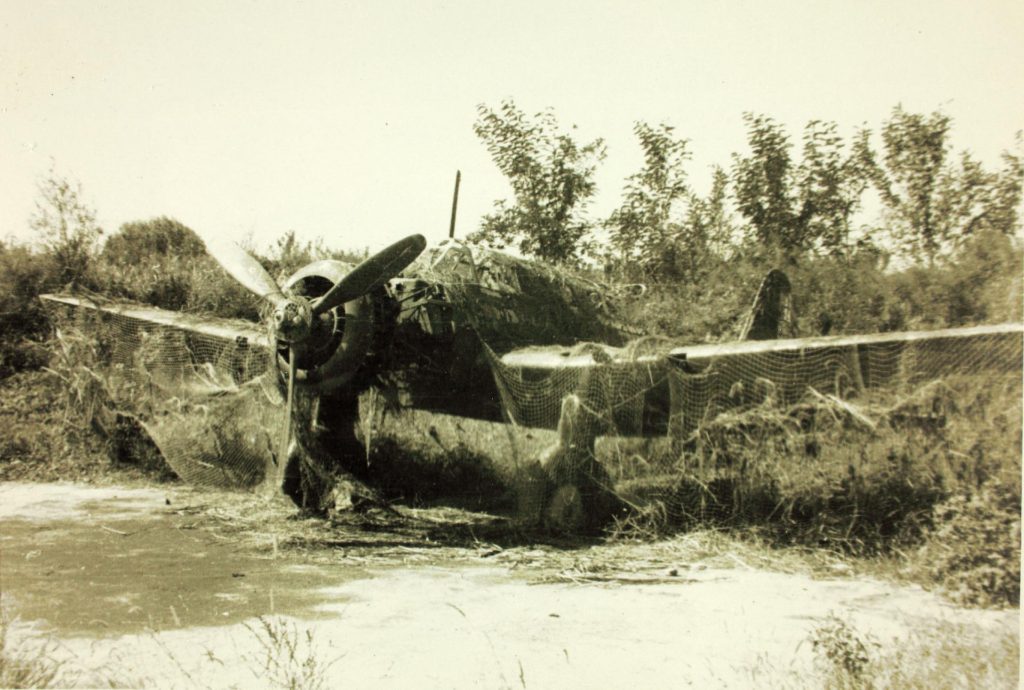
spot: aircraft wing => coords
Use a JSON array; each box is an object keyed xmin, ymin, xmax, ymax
[
  {"xmin": 500, "ymin": 323, "xmax": 1022, "ymax": 370},
  {"xmin": 494, "ymin": 323, "xmax": 1023, "ymax": 435},
  {"xmin": 40, "ymin": 293, "xmax": 271, "ymax": 348},
  {"xmin": 40, "ymin": 293, "xmax": 275, "ymax": 392}
]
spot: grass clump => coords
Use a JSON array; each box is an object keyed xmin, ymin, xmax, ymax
[
  {"xmin": 807, "ymin": 615, "xmax": 1019, "ymax": 690},
  {"xmin": 244, "ymin": 616, "xmax": 341, "ymax": 690},
  {"xmin": 746, "ymin": 613, "xmax": 1019, "ymax": 689},
  {"xmin": 809, "ymin": 614, "xmax": 878, "ymax": 683},
  {"xmin": 0, "ymin": 617, "xmax": 64, "ymax": 690}
]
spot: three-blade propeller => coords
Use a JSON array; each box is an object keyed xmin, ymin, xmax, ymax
[{"xmin": 204, "ymin": 233, "xmax": 427, "ymax": 482}]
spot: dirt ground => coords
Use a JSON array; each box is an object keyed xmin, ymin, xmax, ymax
[{"xmin": 0, "ymin": 481, "xmax": 1017, "ymax": 689}]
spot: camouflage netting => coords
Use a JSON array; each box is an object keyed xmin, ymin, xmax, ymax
[
  {"xmin": 45, "ymin": 284, "xmax": 1022, "ymax": 530},
  {"xmin": 482, "ymin": 328, "xmax": 1022, "ymax": 530},
  {"xmin": 486, "ymin": 329, "xmax": 1023, "ymax": 437},
  {"xmin": 48, "ymin": 301, "xmax": 281, "ymax": 489}
]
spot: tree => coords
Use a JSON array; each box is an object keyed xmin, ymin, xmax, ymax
[
  {"xmin": 798, "ymin": 122, "xmax": 872, "ymax": 256},
  {"xmin": 732, "ymin": 114, "xmax": 873, "ymax": 259},
  {"xmin": 731, "ymin": 114, "xmax": 800, "ymax": 252},
  {"xmin": 29, "ymin": 168, "xmax": 102, "ymax": 286},
  {"xmin": 98, "ymin": 217, "xmax": 203, "ymax": 311},
  {"xmin": 981, "ymin": 137, "xmax": 1024, "ymax": 238},
  {"xmin": 469, "ymin": 100, "xmax": 606, "ymax": 265},
  {"xmin": 683, "ymin": 166, "xmax": 737, "ymax": 268},
  {"xmin": 607, "ymin": 123, "xmax": 739, "ymax": 282},
  {"xmin": 607, "ymin": 122, "xmax": 692, "ymax": 279},
  {"xmin": 863, "ymin": 108, "xmax": 951, "ymax": 262},
  {"xmin": 859, "ymin": 107, "xmax": 1023, "ymax": 263}
]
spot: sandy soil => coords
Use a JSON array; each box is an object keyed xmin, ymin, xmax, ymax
[{"xmin": 0, "ymin": 482, "xmax": 1017, "ymax": 689}]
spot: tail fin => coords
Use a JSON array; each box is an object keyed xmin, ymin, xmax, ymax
[{"xmin": 739, "ymin": 269, "xmax": 793, "ymax": 341}]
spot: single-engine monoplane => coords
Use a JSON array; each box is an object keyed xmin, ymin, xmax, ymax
[{"xmin": 42, "ymin": 234, "xmax": 1022, "ymax": 529}]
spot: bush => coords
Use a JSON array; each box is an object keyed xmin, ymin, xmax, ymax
[
  {"xmin": 916, "ymin": 482, "xmax": 1021, "ymax": 607},
  {"xmin": 617, "ymin": 253, "xmax": 767, "ymax": 340},
  {"xmin": 615, "ymin": 229, "xmax": 1021, "ymax": 344},
  {"xmin": 890, "ymin": 230, "xmax": 1023, "ymax": 329},
  {"xmin": 102, "ymin": 217, "xmax": 206, "ymax": 263},
  {"xmin": 788, "ymin": 250, "xmax": 907, "ymax": 335},
  {"xmin": 30, "ymin": 172, "xmax": 102, "ymax": 288},
  {"xmin": 95, "ymin": 217, "xmax": 255, "ymax": 315},
  {"xmin": 0, "ymin": 243, "xmax": 59, "ymax": 378},
  {"xmin": 92, "ymin": 223, "xmax": 370, "ymax": 321}
]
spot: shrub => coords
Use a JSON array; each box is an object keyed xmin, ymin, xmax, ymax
[
  {"xmin": 615, "ymin": 227, "xmax": 1020, "ymax": 344},
  {"xmin": 92, "ymin": 223, "xmax": 369, "ymax": 321},
  {"xmin": 810, "ymin": 614, "xmax": 877, "ymax": 681},
  {"xmin": 0, "ymin": 243, "xmax": 59, "ymax": 377},
  {"xmin": 29, "ymin": 171, "xmax": 103, "ymax": 288},
  {"xmin": 101, "ymin": 217, "xmax": 206, "ymax": 263},
  {"xmin": 916, "ymin": 482, "xmax": 1021, "ymax": 607},
  {"xmin": 617, "ymin": 252, "xmax": 767, "ymax": 340},
  {"xmin": 96, "ymin": 217, "xmax": 248, "ymax": 314}
]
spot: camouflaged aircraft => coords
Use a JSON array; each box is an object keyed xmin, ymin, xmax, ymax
[{"xmin": 42, "ymin": 235, "xmax": 1022, "ymax": 529}]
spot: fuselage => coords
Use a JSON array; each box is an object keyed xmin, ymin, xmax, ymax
[{"xmin": 376, "ymin": 241, "xmax": 641, "ymax": 422}]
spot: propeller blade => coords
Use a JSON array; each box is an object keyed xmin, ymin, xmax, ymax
[
  {"xmin": 312, "ymin": 234, "xmax": 426, "ymax": 315},
  {"xmin": 205, "ymin": 237, "xmax": 289, "ymax": 308},
  {"xmin": 279, "ymin": 344, "xmax": 298, "ymax": 475}
]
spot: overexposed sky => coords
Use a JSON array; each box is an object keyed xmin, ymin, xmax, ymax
[{"xmin": 2, "ymin": 0, "xmax": 1022, "ymax": 254}]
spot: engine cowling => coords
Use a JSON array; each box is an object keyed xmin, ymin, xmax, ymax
[{"xmin": 277, "ymin": 259, "xmax": 376, "ymax": 392}]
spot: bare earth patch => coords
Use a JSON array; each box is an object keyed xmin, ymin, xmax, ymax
[{"xmin": 1, "ymin": 481, "xmax": 1018, "ymax": 689}]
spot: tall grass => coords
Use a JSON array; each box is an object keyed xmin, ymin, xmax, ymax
[
  {"xmin": 244, "ymin": 617, "xmax": 341, "ymax": 690},
  {"xmin": 620, "ymin": 376, "xmax": 1018, "ymax": 534},
  {"xmin": 610, "ymin": 373, "xmax": 1021, "ymax": 604},
  {"xmin": 614, "ymin": 370, "xmax": 1015, "ymax": 601},
  {"xmin": 808, "ymin": 614, "xmax": 1019, "ymax": 690},
  {"xmin": 0, "ymin": 614, "xmax": 66, "ymax": 689}
]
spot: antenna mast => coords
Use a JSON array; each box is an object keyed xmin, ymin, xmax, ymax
[{"xmin": 448, "ymin": 170, "xmax": 461, "ymax": 239}]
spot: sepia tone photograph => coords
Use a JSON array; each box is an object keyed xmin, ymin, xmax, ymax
[{"xmin": 1, "ymin": 1, "xmax": 1021, "ymax": 687}]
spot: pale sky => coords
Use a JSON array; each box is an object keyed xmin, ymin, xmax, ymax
[{"xmin": 2, "ymin": 0, "xmax": 1022, "ymax": 254}]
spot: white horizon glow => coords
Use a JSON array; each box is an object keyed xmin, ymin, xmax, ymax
[{"xmin": 2, "ymin": 0, "xmax": 1022, "ymax": 254}]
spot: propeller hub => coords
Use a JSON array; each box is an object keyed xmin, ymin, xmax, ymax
[{"xmin": 273, "ymin": 299, "xmax": 313, "ymax": 344}]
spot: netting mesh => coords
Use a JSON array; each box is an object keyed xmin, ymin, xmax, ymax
[
  {"xmin": 485, "ymin": 331, "xmax": 1021, "ymax": 434},
  {"xmin": 45, "ymin": 281, "xmax": 1022, "ymax": 530},
  {"xmin": 483, "ymin": 327, "xmax": 1022, "ymax": 528},
  {"xmin": 49, "ymin": 302, "xmax": 281, "ymax": 489}
]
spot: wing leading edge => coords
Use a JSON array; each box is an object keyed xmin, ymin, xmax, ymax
[
  {"xmin": 499, "ymin": 323, "xmax": 1023, "ymax": 370},
  {"xmin": 40, "ymin": 293, "xmax": 271, "ymax": 349}
]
